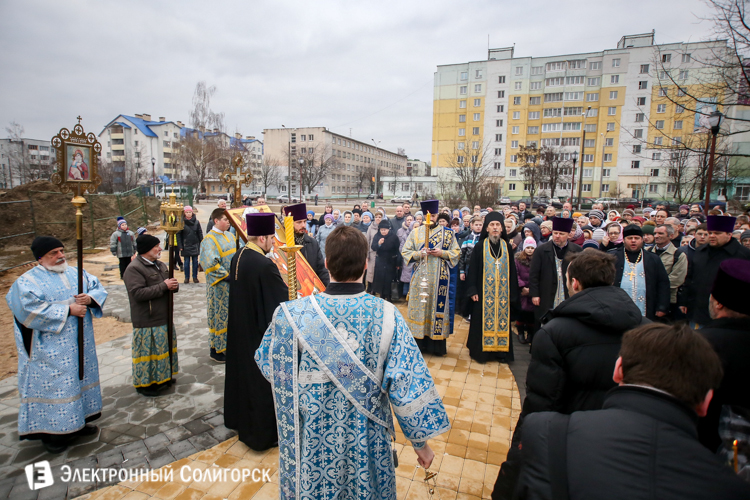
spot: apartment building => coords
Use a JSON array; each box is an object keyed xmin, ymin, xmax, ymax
[
  {"xmin": 433, "ymin": 32, "xmax": 740, "ymax": 201},
  {"xmin": 262, "ymin": 127, "xmax": 407, "ymax": 198},
  {"xmin": 0, "ymin": 138, "xmax": 55, "ymax": 189}
]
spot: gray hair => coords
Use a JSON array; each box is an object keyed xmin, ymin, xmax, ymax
[
  {"xmin": 665, "ymin": 217, "xmax": 681, "ymax": 227},
  {"xmin": 657, "ymin": 224, "xmax": 676, "ymax": 238}
]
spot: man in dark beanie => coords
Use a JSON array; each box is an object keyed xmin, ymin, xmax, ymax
[
  {"xmin": 682, "ymin": 215, "xmax": 750, "ymax": 326},
  {"xmin": 5, "ymin": 236, "xmax": 108, "ymax": 453},
  {"xmin": 697, "ymin": 259, "xmax": 750, "ymax": 460},
  {"xmin": 123, "ymin": 235, "xmax": 179, "ymax": 397}
]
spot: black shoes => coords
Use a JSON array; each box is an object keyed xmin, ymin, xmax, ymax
[
  {"xmin": 75, "ymin": 424, "xmax": 99, "ymax": 436},
  {"xmin": 210, "ymin": 348, "xmax": 226, "ymax": 363},
  {"xmin": 42, "ymin": 440, "xmax": 68, "ymax": 454}
]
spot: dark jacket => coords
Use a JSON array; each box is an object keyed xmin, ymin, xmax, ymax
[
  {"xmin": 390, "ymin": 215, "xmax": 406, "ymax": 233},
  {"xmin": 611, "ymin": 248, "xmax": 670, "ymax": 320},
  {"xmin": 514, "ymin": 386, "xmax": 750, "ymax": 500},
  {"xmin": 458, "ymin": 232, "xmax": 481, "ymax": 277},
  {"xmin": 176, "ymin": 216, "xmax": 203, "ymax": 257},
  {"xmin": 683, "ymin": 238, "xmax": 750, "ymax": 325},
  {"xmin": 515, "ymin": 256, "xmax": 533, "ymax": 312},
  {"xmin": 493, "ymin": 286, "xmax": 648, "ymax": 500},
  {"xmin": 529, "ymin": 241, "xmax": 582, "ymax": 322},
  {"xmin": 300, "ymin": 233, "xmax": 330, "ymax": 286},
  {"xmin": 698, "ymin": 317, "xmax": 750, "ymax": 453},
  {"xmin": 517, "ymin": 209, "xmax": 533, "ymax": 223},
  {"xmin": 122, "ymin": 256, "xmax": 177, "ymax": 328},
  {"xmin": 371, "ymin": 231, "xmax": 400, "ymax": 297}
]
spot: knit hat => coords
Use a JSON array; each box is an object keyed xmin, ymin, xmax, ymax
[
  {"xmin": 593, "ymin": 228, "xmax": 606, "ymax": 242},
  {"xmin": 623, "ymin": 225, "xmax": 644, "ymax": 238},
  {"xmin": 136, "ymin": 234, "xmax": 160, "ymax": 255},
  {"xmin": 588, "ymin": 209, "xmax": 605, "ymax": 221},
  {"xmin": 540, "ymin": 221, "xmax": 553, "ymax": 232},
  {"xmin": 582, "ymin": 239, "xmax": 599, "ymax": 250},
  {"xmin": 742, "ymin": 230, "xmax": 750, "ymax": 241},
  {"xmin": 623, "ymin": 209, "xmax": 635, "ymax": 217},
  {"xmin": 362, "ymin": 211, "xmax": 373, "ymax": 220},
  {"xmin": 118, "ymin": 219, "xmax": 128, "ymax": 229},
  {"xmin": 522, "ymin": 237, "xmax": 537, "ymax": 250},
  {"xmin": 324, "ymin": 214, "xmax": 334, "ymax": 221},
  {"xmin": 31, "ymin": 236, "xmax": 64, "ymax": 260},
  {"xmin": 679, "ymin": 204, "xmax": 690, "ymax": 212},
  {"xmin": 136, "ymin": 227, "xmax": 147, "ymax": 236},
  {"xmin": 643, "ymin": 207, "xmax": 653, "ymax": 215},
  {"xmin": 307, "ymin": 210, "xmax": 315, "ymax": 217},
  {"xmin": 641, "ymin": 224, "xmax": 655, "ymax": 235},
  {"xmin": 183, "ymin": 206, "xmax": 193, "ymax": 212},
  {"xmin": 378, "ymin": 219, "xmax": 391, "ymax": 230},
  {"xmin": 572, "ymin": 212, "xmax": 582, "ymax": 218}
]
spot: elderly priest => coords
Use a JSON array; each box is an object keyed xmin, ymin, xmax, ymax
[{"xmin": 5, "ymin": 236, "xmax": 108, "ymax": 453}]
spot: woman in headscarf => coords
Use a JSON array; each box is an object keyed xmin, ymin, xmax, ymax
[
  {"xmin": 315, "ymin": 214, "xmax": 336, "ymax": 259},
  {"xmin": 371, "ymin": 219, "xmax": 400, "ymax": 302},
  {"xmin": 505, "ymin": 217, "xmax": 522, "ymax": 250},
  {"xmin": 599, "ymin": 221, "xmax": 624, "ymax": 251},
  {"xmin": 522, "ymin": 222, "xmax": 542, "ymax": 245},
  {"xmin": 464, "ymin": 211, "xmax": 520, "ymax": 363},
  {"xmin": 342, "ymin": 210, "xmax": 354, "ymax": 227},
  {"xmin": 358, "ymin": 211, "xmax": 373, "ymax": 233},
  {"xmin": 607, "ymin": 209, "xmax": 620, "ymax": 222},
  {"xmin": 305, "ymin": 210, "xmax": 318, "ymax": 237},
  {"xmin": 331, "ymin": 209, "xmax": 342, "ymax": 226},
  {"xmin": 515, "ymin": 237, "xmax": 537, "ymax": 344},
  {"xmin": 365, "ymin": 212, "xmax": 384, "ymax": 291},
  {"xmin": 318, "ymin": 204, "xmax": 333, "ymax": 226},
  {"xmin": 399, "ymin": 218, "xmax": 418, "ymax": 298},
  {"xmin": 452, "ymin": 209, "xmax": 462, "ymax": 222},
  {"xmin": 569, "ymin": 222, "xmax": 585, "ymax": 246},
  {"xmin": 414, "ymin": 211, "xmax": 423, "ymax": 224}
]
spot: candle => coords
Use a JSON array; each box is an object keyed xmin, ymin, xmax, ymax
[
  {"xmin": 734, "ymin": 439, "xmax": 738, "ymax": 473},
  {"xmin": 285, "ymin": 215, "xmax": 294, "ymax": 247},
  {"xmin": 425, "ymin": 213, "xmax": 432, "ymax": 251}
]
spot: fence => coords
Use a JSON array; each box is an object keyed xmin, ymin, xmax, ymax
[{"xmin": 0, "ymin": 187, "xmax": 159, "ymax": 273}]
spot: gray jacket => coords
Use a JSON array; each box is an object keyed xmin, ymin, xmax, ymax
[
  {"xmin": 649, "ymin": 242, "xmax": 688, "ymax": 304},
  {"xmin": 110, "ymin": 229, "xmax": 136, "ymax": 258}
]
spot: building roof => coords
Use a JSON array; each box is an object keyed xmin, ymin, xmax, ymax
[
  {"xmin": 100, "ymin": 115, "xmax": 176, "ymax": 138},
  {"xmin": 114, "ymin": 121, "xmax": 131, "ymax": 129}
]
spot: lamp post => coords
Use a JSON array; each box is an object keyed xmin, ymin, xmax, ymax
[
  {"xmin": 570, "ymin": 152, "xmax": 578, "ymax": 206},
  {"xmin": 576, "ymin": 107, "xmax": 592, "ymax": 211},
  {"xmin": 597, "ymin": 130, "xmax": 610, "ymax": 199},
  {"xmin": 151, "ymin": 157, "xmax": 156, "ymax": 196},
  {"xmin": 282, "ymin": 125, "xmax": 292, "ymax": 202},
  {"xmin": 704, "ymin": 110, "xmax": 724, "ymax": 211},
  {"xmin": 372, "ymin": 139, "xmax": 381, "ymax": 196}
]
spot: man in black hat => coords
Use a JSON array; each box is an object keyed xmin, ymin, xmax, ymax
[
  {"xmin": 5, "ymin": 237, "xmax": 108, "ymax": 453},
  {"xmin": 681, "ymin": 215, "xmax": 750, "ymax": 326},
  {"xmin": 123, "ymin": 235, "xmax": 180, "ymax": 397},
  {"xmin": 611, "ymin": 224, "xmax": 670, "ymax": 321},
  {"xmin": 225, "ymin": 213, "xmax": 288, "ymax": 451},
  {"xmin": 529, "ymin": 217, "xmax": 582, "ymax": 323},
  {"xmin": 697, "ymin": 259, "xmax": 750, "ymax": 457},
  {"xmin": 285, "ymin": 203, "xmax": 330, "ymax": 286}
]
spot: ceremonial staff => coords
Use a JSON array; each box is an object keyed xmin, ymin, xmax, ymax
[
  {"xmin": 221, "ymin": 153, "xmax": 252, "ymax": 249},
  {"xmin": 50, "ymin": 117, "xmax": 102, "ymax": 380},
  {"xmin": 160, "ymin": 193, "xmax": 184, "ymax": 371},
  {"xmin": 281, "ymin": 215, "xmax": 302, "ymax": 301}
]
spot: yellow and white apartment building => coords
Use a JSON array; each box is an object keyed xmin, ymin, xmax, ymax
[{"xmin": 432, "ymin": 32, "xmax": 731, "ymax": 200}]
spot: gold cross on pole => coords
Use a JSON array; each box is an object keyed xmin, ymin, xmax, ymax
[{"xmin": 221, "ymin": 153, "xmax": 253, "ymax": 208}]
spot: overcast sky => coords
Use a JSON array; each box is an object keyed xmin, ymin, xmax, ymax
[{"xmin": 0, "ymin": 0, "xmax": 719, "ymax": 161}]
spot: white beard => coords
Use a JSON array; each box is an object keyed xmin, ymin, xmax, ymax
[
  {"xmin": 489, "ymin": 234, "xmax": 501, "ymax": 245},
  {"xmin": 44, "ymin": 262, "xmax": 68, "ymax": 273}
]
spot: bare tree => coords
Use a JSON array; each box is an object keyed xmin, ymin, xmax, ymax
[
  {"xmin": 442, "ymin": 141, "xmax": 493, "ymax": 206},
  {"xmin": 257, "ymin": 155, "xmax": 282, "ymax": 195},
  {"xmin": 98, "ymin": 143, "xmax": 148, "ymax": 193},
  {"xmin": 518, "ymin": 145, "xmax": 543, "ymax": 206},
  {"xmin": 4, "ymin": 121, "xmax": 28, "ymax": 186},
  {"xmin": 189, "ymin": 82, "xmax": 225, "ymax": 134},
  {"xmin": 537, "ymin": 146, "xmax": 573, "ymax": 200},
  {"xmin": 285, "ymin": 144, "xmax": 333, "ymax": 195}
]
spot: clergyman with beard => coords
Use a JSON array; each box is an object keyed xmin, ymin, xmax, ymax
[
  {"xmin": 465, "ymin": 212, "xmax": 520, "ymax": 363},
  {"xmin": 5, "ymin": 236, "xmax": 108, "ymax": 453}
]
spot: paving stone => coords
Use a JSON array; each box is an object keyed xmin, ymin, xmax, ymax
[
  {"xmin": 182, "ymin": 418, "xmax": 211, "ymax": 436},
  {"xmin": 204, "ymin": 414, "xmax": 224, "ymax": 427},
  {"xmin": 167, "ymin": 440, "xmax": 197, "ymax": 461},
  {"xmin": 97, "ymin": 448, "xmax": 124, "ymax": 468},
  {"xmin": 121, "ymin": 456, "xmax": 148, "ymax": 470},
  {"xmin": 207, "ymin": 425, "xmax": 235, "ymax": 444},
  {"xmin": 163, "ymin": 426, "xmax": 191, "ymax": 443},
  {"xmin": 146, "ymin": 448, "xmax": 175, "ymax": 470},
  {"xmin": 187, "ymin": 432, "xmax": 220, "ymax": 451},
  {"xmin": 35, "ymin": 481, "xmax": 68, "ymax": 500},
  {"xmin": 121, "ymin": 440, "xmax": 148, "ymax": 460},
  {"xmin": 66, "ymin": 480, "xmax": 96, "ymax": 499},
  {"xmin": 143, "ymin": 433, "xmax": 170, "ymax": 453},
  {"xmin": 7, "ymin": 483, "xmax": 37, "ymax": 500},
  {"xmin": 0, "ymin": 478, "xmax": 14, "ymax": 499}
]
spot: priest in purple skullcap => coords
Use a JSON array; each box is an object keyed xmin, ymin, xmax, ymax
[
  {"xmin": 283, "ymin": 203, "xmax": 329, "ymax": 286},
  {"xmin": 681, "ymin": 215, "xmax": 750, "ymax": 325}
]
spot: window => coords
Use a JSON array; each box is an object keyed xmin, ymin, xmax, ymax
[
  {"xmin": 542, "ymin": 138, "xmax": 561, "ymax": 146},
  {"xmin": 495, "ymin": 134, "xmax": 503, "ymax": 141},
  {"xmin": 667, "ymin": 183, "xmax": 677, "ymax": 193},
  {"xmin": 528, "ymin": 111, "xmax": 540, "ymax": 120},
  {"xmin": 651, "ymin": 168, "xmax": 660, "ymax": 177},
  {"xmin": 545, "ymin": 92, "xmax": 564, "ymax": 102},
  {"xmin": 473, "ymin": 113, "xmax": 481, "ymax": 121},
  {"xmin": 583, "ymin": 157, "xmax": 594, "ymax": 165},
  {"xmin": 602, "ymin": 168, "xmax": 611, "ymax": 177},
  {"xmin": 515, "ymin": 82, "xmax": 523, "ymax": 90},
  {"xmin": 164, "ymin": 131, "xmax": 168, "ymax": 137},
  {"xmin": 458, "ymin": 128, "xmax": 466, "ymax": 136},
  {"xmin": 654, "ymin": 137, "xmax": 663, "ymax": 146},
  {"xmin": 544, "ymin": 108, "xmax": 562, "ymax": 117},
  {"xmin": 300, "ymin": 135, "xmax": 306, "ymax": 141},
  {"xmin": 472, "ymin": 127, "xmax": 480, "ymax": 135},
  {"xmin": 631, "ymin": 160, "xmax": 640, "ymax": 169},
  {"xmin": 609, "ymin": 91, "xmax": 618, "ymax": 99},
  {"xmin": 674, "ymin": 120, "xmax": 683, "ymax": 130},
  {"xmin": 474, "ymin": 98, "xmax": 481, "ymax": 106},
  {"xmin": 659, "ymin": 70, "xmax": 668, "ymax": 79},
  {"xmin": 672, "ymin": 136, "xmax": 681, "ymax": 145},
  {"xmin": 655, "ymin": 120, "xmax": 665, "ymax": 129},
  {"xmin": 585, "ymin": 124, "xmax": 597, "ymax": 132},
  {"xmin": 511, "ymin": 140, "xmax": 519, "ymax": 148},
  {"xmin": 457, "ymin": 142, "xmax": 465, "ymax": 150},
  {"xmin": 508, "ymin": 182, "xmax": 516, "ymax": 190},
  {"xmin": 587, "ymin": 93, "xmax": 599, "ymax": 102},
  {"xmin": 309, "ymin": 134, "xmax": 314, "ymax": 140},
  {"xmin": 496, "ymin": 119, "xmax": 504, "ymax": 126},
  {"xmin": 612, "ymin": 58, "xmax": 621, "ymax": 67},
  {"xmin": 475, "ymin": 84, "xmax": 482, "ymax": 92},
  {"xmin": 472, "ymin": 141, "xmax": 480, "ymax": 149},
  {"xmin": 495, "ymin": 148, "xmax": 502, "ymax": 155},
  {"xmin": 656, "ymin": 88, "xmax": 667, "ymax": 99},
  {"xmin": 497, "ymin": 90, "xmax": 505, "ymax": 98},
  {"xmin": 633, "ymin": 145, "xmax": 642, "ymax": 153},
  {"xmin": 640, "ymin": 64, "xmax": 650, "ymax": 74},
  {"xmin": 582, "ymin": 184, "xmax": 592, "ymax": 192},
  {"xmin": 531, "ymin": 66, "xmax": 544, "ymax": 75},
  {"xmin": 459, "ymin": 114, "xmax": 466, "ymax": 122},
  {"xmin": 587, "ymin": 77, "xmax": 600, "ymax": 86},
  {"xmin": 457, "ymin": 156, "xmax": 465, "ymax": 163},
  {"xmin": 608, "ymin": 107, "xmax": 617, "ymax": 115},
  {"xmin": 542, "ymin": 123, "xmax": 561, "ymax": 132},
  {"xmin": 677, "ymin": 88, "xmax": 686, "ymax": 97},
  {"xmin": 498, "ymin": 76, "xmax": 506, "ymax": 83},
  {"xmin": 678, "ymin": 70, "xmax": 688, "ymax": 80},
  {"xmin": 509, "ymin": 169, "xmax": 517, "ymax": 177},
  {"xmin": 528, "ymin": 126, "xmax": 540, "ymax": 134},
  {"xmin": 513, "ymin": 111, "xmax": 521, "ymax": 119},
  {"xmin": 634, "ymin": 129, "xmax": 643, "ymax": 139},
  {"xmin": 662, "ymin": 54, "xmax": 671, "ymax": 63},
  {"xmin": 568, "ymin": 60, "xmax": 586, "ymax": 69},
  {"xmin": 561, "ymin": 137, "xmax": 580, "ymax": 146},
  {"xmin": 513, "ymin": 96, "xmax": 521, "ymax": 105},
  {"xmin": 652, "ymin": 153, "xmax": 662, "ymax": 160},
  {"xmin": 604, "ymin": 154, "xmax": 612, "ymax": 162},
  {"xmin": 682, "ymin": 53, "xmax": 691, "ymax": 63},
  {"xmin": 494, "ymin": 162, "xmax": 501, "ymax": 169},
  {"xmin": 546, "ymin": 77, "xmax": 564, "ymax": 87},
  {"xmin": 563, "ymin": 122, "xmax": 581, "ymax": 131},
  {"xmin": 590, "ymin": 61, "xmax": 601, "ymax": 70},
  {"xmin": 475, "ymin": 69, "xmax": 482, "ymax": 78},
  {"xmin": 657, "ymin": 104, "xmax": 666, "ymax": 113},
  {"xmin": 637, "ymin": 97, "xmax": 646, "ymax": 106},
  {"xmin": 564, "ymin": 92, "xmax": 583, "ymax": 101},
  {"xmin": 585, "ymin": 139, "xmax": 595, "ymax": 147},
  {"xmin": 669, "ymin": 168, "xmax": 678, "ymax": 177},
  {"xmin": 676, "ymin": 104, "xmax": 684, "ymax": 113},
  {"xmin": 512, "ymin": 126, "xmax": 520, "ymax": 134},
  {"xmin": 459, "ymin": 100, "xmax": 467, "ymax": 108},
  {"xmin": 638, "ymin": 81, "xmax": 648, "ymax": 90},
  {"xmin": 648, "ymin": 184, "xmax": 659, "ymax": 193},
  {"xmin": 174, "ymin": 132, "xmax": 178, "ymax": 139},
  {"xmin": 510, "ymin": 155, "xmax": 518, "ymax": 162},
  {"xmin": 134, "ymin": 140, "xmax": 139, "ymax": 147},
  {"xmin": 529, "ymin": 96, "xmax": 541, "ymax": 105},
  {"xmin": 611, "ymin": 75, "xmax": 620, "ymax": 84},
  {"xmin": 599, "ymin": 183, "xmax": 609, "ymax": 192},
  {"xmin": 460, "ymin": 72, "xmax": 468, "ymax": 81},
  {"xmin": 564, "ymin": 106, "xmax": 584, "ymax": 116},
  {"xmin": 546, "ymin": 61, "xmax": 566, "ymax": 71},
  {"xmin": 515, "ymin": 67, "xmax": 524, "ymax": 75},
  {"xmin": 163, "ymin": 141, "xmax": 170, "ymax": 147},
  {"xmin": 460, "ymin": 86, "xmax": 467, "ymax": 94},
  {"xmin": 497, "ymin": 105, "xmax": 504, "ymax": 112}
]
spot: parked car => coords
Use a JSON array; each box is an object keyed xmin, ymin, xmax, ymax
[
  {"xmin": 366, "ymin": 193, "xmax": 383, "ymax": 199},
  {"xmin": 276, "ymin": 195, "xmax": 303, "ymax": 204},
  {"xmin": 390, "ymin": 196, "xmax": 412, "ymax": 204},
  {"xmin": 693, "ymin": 199, "xmax": 728, "ymax": 211},
  {"xmin": 196, "ymin": 192, "xmax": 208, "ymax": 200},
  {"xmin": 576, "ymin": 197, "xmax": 597, "ymax": 210},
  {"xmin": 498, "ymin": 197, "xmax": 512, "ymax": 205},
  {"xmin": 594, "ymin": 197, "xmax": 620, "ymax": 209},
  {"xmin": 242, "ymin": 191, "xmax": 264, "ymax": 201},
  {"xmin": 616, "ymin": 197, "xmax": 639, "ymax": 207}
]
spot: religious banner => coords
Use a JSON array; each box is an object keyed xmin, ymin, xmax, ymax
[
  {"xmin": 50, "ymin": 118, "xmax": 102, "ymax": 194},
  {"xmin": 226, "ymin": 206, "xmax": 325, "ymax": 296}
]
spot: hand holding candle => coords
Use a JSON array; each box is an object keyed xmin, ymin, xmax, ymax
[{"xmin": 285, "ymin": 215, "xmax": 294, "ymax": 247}]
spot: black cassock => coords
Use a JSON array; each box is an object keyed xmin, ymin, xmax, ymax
[
  {"xmin": 465, "ymin": 237, "xmax": 520, "ymax": 363},
  {"xmin": 225, "ymin": 243, "xmax": 288, "ymax": 451},
  {"xmin": 371, "ymin": 231, "xmax": 400, "ymax": 299}
]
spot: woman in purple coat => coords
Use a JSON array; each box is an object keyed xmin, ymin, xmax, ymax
[{"xmin": 515, "ymin": 237, "xmax": 537, "ymax": 345}]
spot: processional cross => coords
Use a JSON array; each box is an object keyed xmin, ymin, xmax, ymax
[{"xmin": 221, "ymin": 153, "xmax": 253, "ymax": 208}]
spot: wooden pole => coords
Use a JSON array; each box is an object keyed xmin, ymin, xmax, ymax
[
  {"xmin": 72, "ymin": 192, "xmax": 87, "ymax": 380},
  {"xmin": 166, "ymin": 232, "xmax": 175, "ymax": 378},
  {"xmin": 704, "ymin": 132, "xmax": 718, "ymax": 213}
]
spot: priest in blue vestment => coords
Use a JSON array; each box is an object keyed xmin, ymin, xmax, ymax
[
  {"xmin": 6, "ymin": 237, "xmax": 107, "ymax": 453},
  {"xmin": 256, "ymin": 226, "xmax": 451, "ymax": 500}
]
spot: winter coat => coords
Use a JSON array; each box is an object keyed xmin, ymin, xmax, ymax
[
  {"xmin": 122, "ymin": 256, "xmax": 177, "ymax": 328},
  {"xmin": 110, "ymin": 229, "xmax": 136, "ymax": 258},
  {"xmin": 514, "ymin": 386, "xmax": 750, "ymax": 500},
  {"xmin": 318, "ymin": 211, "xmax": 333, "ymax": 226},
  {"xmin": 458, "ymin": 232, "xmax": 481, "ymax": 277},
  {"xmin": 390, "ymin": 215, "xmax": 406, "ymax": 233},
  {"xmin": 315, "ymin": 223, "xmax": 336, "ymax": 259},
  {"xmin": 371, "ymin": 231, "xmax": 400, "ymax": 296},
  {"xmin": 176, "ymin": 216, "xmax": 203, "ymax": 257},
  {"xmin": 515, "ymin": 256, "xmax": 533, "ymax": 312},
  {"xmin": 611, "ymin": 248, "xmax": 671, "ymax": 320},
  {"xmin": 365, "ymin": 224, "xmax": 379, "ymax": 283},
  {"xmin": 300, "ymin": 233, "xmax": 330, "ymax": 286},
  {"xmin": 523, "ymin": 222, "xmax": 541, "ymax": 244},
  {"xmin": 648, "ymin": 242, "xmax": 688, "ymax": 304},
  {"xmin": 528, "ymin": 241, "xmax": 582, "ymax": 322},
  {"xmin": 306, "ymin": 219, "xmax": 319, "ymax": 238},
  {"xmin": 599, "ymin": 241, "xmax": 623, "ymax": 252},
  {"xmin": 397, "ymin": 226, "xmax": 414, "ymax": 282},
  {"xmin": 683, "ymin": 238, "xmax": 750, "ymax": 325}
]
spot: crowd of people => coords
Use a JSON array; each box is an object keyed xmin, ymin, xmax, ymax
[{"xmin": 5, "ymin": 195, "xmax": 750, "ymax": 499}]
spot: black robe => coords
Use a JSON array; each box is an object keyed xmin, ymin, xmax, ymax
[
  {"xmin": 371, "ymin": 231, "xmax": 400, "ymax": 298},
  {"xmin": 528, "ymin": 240, "xmax": 582, "ymax": 323},
  {"xmin": 225, "ymin": 243, "xmax": 288, "ymax": 451},
  {"xmin": 465, "ymin": 237, "xmax": 520, "ymax": 363}
]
